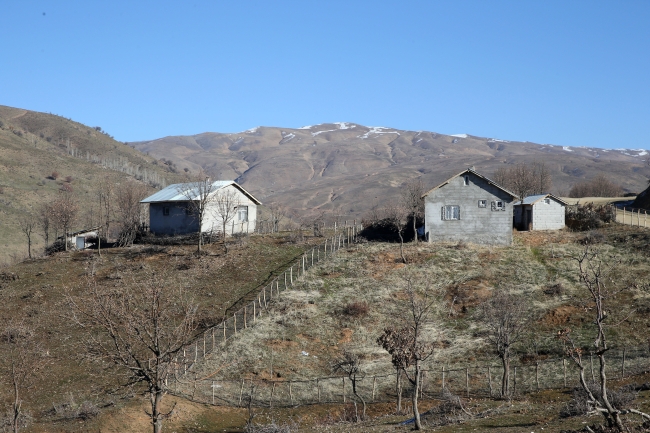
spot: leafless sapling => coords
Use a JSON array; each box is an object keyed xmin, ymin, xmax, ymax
[
  {"xmin": 212, "ymin": 187, "xmax": 241, "ymax": 254},
  {"xmin": 377, "ymin": 275, "xmax": 438, "ymax": 430},
  {"xmin": 67, "ymin": 274, "xmax": 198, "ymax": 433},
  {"xmin": 18, "ymin": 214, "xmax": 37, "ymax": 259},
  {"xmin": 115, "ymin": 179, "xmax": 149, "ymax": 247},
  {"xmin": 177, "ymin": 175, "xmax": 219, "ymax": 254},
  {"xmin": 333, "ymin": 350, "xmax": 367, "ymax": 422},
  {"xmin": 476, "ymin": 289, "xmax": 529, "ymax": 398},
  {"xmin": 0, "ymin": 322, "xmax": 46, "ymax": 433},
  {"xmin": 384, "ymin": 203, "xmax": 408, "ymax": 264},
  {"xmin": 557, "ymin": 246, "xmax": 650, "ymax": 431},
  {"xmin": 49, "ymin": 191, "xmax": 79, "ymax": 251},
  {"xmin": 401, "ymin": 178, "xmax": 425, "ymax": 242}
]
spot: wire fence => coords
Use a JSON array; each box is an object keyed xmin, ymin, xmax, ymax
[
  {"xmin": 169, "ymin": 223, "xmax": 364, "ymax": 376},
  {"xmin": 173, "ymin": 346, "xmax": 650, "ymax": 407}
]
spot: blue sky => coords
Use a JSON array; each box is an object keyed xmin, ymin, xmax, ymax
[{"xmin": 1, "ymin": 1, "xmax": 649, "ymax": 149}]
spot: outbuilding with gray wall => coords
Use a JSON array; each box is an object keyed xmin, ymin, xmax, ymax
[
  {"xmin": 423, "ymin": 168, "xmax": 518, "ymax": 245},
  {"xmin": 514, "ymin": 194, "xmax": 567, "ymax": 231}
]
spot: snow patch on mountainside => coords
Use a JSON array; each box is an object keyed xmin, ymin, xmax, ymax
[
  {"xmin": 563, "ymin": 146, "xmax": 573, "ymax": 152},
  {"xmin": 358, "ymin": 127, "xmax": 400, "ymax": 139},
  {"xmin": 450, "ymin": 134, "xmax": 468, "ymax": 138},
  {"xmin": 245, "ymin": 127, "xmax": 260, "ymax": 134},
  {"xmin": 334, "ymin": 122, "xmax": 355, "ymax": 130}
]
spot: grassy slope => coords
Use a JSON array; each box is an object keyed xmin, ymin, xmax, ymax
[
  {"xmin": 0, "ymin": 234, "xmax": 317, "ymax": 432},
  {"xmin": 0, "ymin": 105, "xmax": 181, "ymax": 265}
]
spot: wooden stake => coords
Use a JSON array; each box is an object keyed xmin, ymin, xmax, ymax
[
  {"xmin": 203, "ymin": 334, "xmax": 206, "ymax": 357},
  {"xmin": 342, "ymin": 377, "xmax": 346, "ymax": 403},
  {"xmin": 563, "ymin": 358, "xmax": 567, "ymax": 387},
  {"xmin": 317, "ymin": 378, "xmax": 321, "ymax": 402},
  {"xmin": 442, "ymin": 366, "xmax": 445, "ymax": 392},
  {"xmin": 372, "ymin": 376, "xmax": 377, "ymax": 402},
  {"xmin": 488, "ymin": 366, "xmax": 493, "ymax": 397},
  {"xmin": 289, "ymin": 381, "xmax": 293, "ymax": 405},
  {"xmin": 234, "ymin": 313, "xmax": 237, "ymax": 334},
  {"xmin": 244, "ymin": 306, "xmax": 247, "ymax": 329},
  {"xmin": 239, "ymin": 379, "xmax": 244, "ymax": 407},
  {"xmin": 223, "ymin": 321, "xmax": 226, "ymax": 343},
  {"xmin": 253, "ymin": 301, "xmax": 256, "ymax": 321},
  {"xmin": 263, "ymin": 286, "xmax": 266, "ymax": 307},
  {"xmin": 536, "ymin": 362, "xmax": 540, "ymax": 391},
  {"xmin": 270, "ymin": 382, "xmax": 276, "ymax": 408},
  {"xmin": 622, "ymin": 347, "xmax": 627, "ymax": 379},
  {"xmin": 290, "ymin": 265, "xmax": 293, "ymax": 285},
  {"xmin": 513, "ymin": 366, "xmax": 517, "ymax": 395},
  {"xmin": 212, "ymin": 380, "xmax": 216, "ymax": 404},
  {"xmin": 466, "ymin": 367, "xmax": 470, "ymax": 398},
  {"xmin": 311, "ymin": 248, "xmax": 314, "ymax": 266}
]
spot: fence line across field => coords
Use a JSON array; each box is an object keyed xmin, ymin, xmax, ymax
[
  {"xmin": 615, "ymin": 206, "xmax": 649, "ymax": 228},
  {"xmin": 172, "ymin": 346, "xmax": 650, "ymax": 408},
  {"xmin": 171, "ymin": 223, "xmax": 364, "ymax": 375}
]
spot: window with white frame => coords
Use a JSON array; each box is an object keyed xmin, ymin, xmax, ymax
[
  {"xmin": 442, "ymin": 205, "xmax": 460, "ymax": 220},
  {"xmin": 237, "ymin": 206, "xmax": 248, "ymax": 222},
  {"xmin": 478, "ymin": 199, "xmax": 487, "ymax": 208}
]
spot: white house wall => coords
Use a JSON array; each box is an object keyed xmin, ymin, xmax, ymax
[
  {"xmin": 531, "ymin": 200, "xmax": 565, "ymax": 230},
  {"xmin": 202, "ymin": 184, "xmax": 258, "ymax": 235}
]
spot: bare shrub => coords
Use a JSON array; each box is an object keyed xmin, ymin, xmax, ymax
[
  {"xmin": 422, "ymin": 388, "xmax": 473, "ymax": 427},
  {"xmin": 244, "ymin": 421, "xmax": 297, "ymax": 433},
  {"xmin": 566, "ymin": 204, "xmax": 615, "ymax": 231},
  {"xmin": 561, "ymin": 383, "xmax": 637, "ymax": 418},
  {"xmin": 569, "ymin": 174, "xmax": 623, "ymax": 198},
  {"xmin": 543, "ymin": 281, "xmax": 564, "ymax": 296},
  {"xmin": 341, "ymin": 301, "xmax": 369, "ymax": 318},
  {"xmin": 50, "ymin": 171, "xmax": 59, "ymax": 180}
]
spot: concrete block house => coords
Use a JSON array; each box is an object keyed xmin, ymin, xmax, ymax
[
  {"xmin": 141, "ymin": 180, "xmax": 261, "ymax": 236},
  {"xmin": 514, "ymin": 194, "xmax": 567, "ymax": 231},
  {"xmin": 422, "ymin": 168, "xmax": 518, "ymax": 245}
]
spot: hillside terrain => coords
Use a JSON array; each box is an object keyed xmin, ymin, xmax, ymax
[
  {"xmin": 0, "ymin": 225, "xmax": 649, "ymax": 432},
  {"xmin": 0, "ymin": 105, "xmax": 183, "ymax": 264},
  {"xmin": 132, "ymin": 123, "xmax": 650, "ymax": 218}
]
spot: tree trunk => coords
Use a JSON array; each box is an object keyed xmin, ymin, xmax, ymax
[
  {"xmin": 351, "ymin": 375, "xmax": 367, "ymax": 421},
  {"xmin": 598, "ymin": 353, "xmax": 624, "ymax": 431},
  {"xmin": 151, "ymin": 389, "xmax": 163, "ymax": 433},
  {"xmin": 501, "ymin": 356, "xmax": 510, "ymax": 398},
  {"xmin": 413, "ymin": 361, "xmax": 422, "ymax": 430},
  {"xmin": 396, "ymin": 368, "xmax": 402, "ymax": 414},
  {"xmin": 12, "ymin": 361, "xmax": 20, "ymax": 433},
  {"xmin": 412, "ymin": 212, "xmax": 418, "ymax": 243},
  {"xmin": 398, "ymin": 232, "xmax": 406, "ymax": 264}
]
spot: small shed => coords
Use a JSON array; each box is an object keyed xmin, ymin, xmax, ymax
[
  {"xmin": 422, "ymin": 168, "xmax": 518, "ymax": 245},
  {"xmin": 514, "ymin": 194, "xmax": 567, "ymax": 231},
  {"xmin": 140, "ymin": 180, "xmax": 261, "ymax": 236}
]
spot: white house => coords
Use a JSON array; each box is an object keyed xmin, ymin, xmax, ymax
[
  {"xmin": 513, "ymin": 194, "xmax": 567, "ymax": 231},
  {"xmin": 140, "ymin": 180, "xmax": 261, "ymax": 236}
]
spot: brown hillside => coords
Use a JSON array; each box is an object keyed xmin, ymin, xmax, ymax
[
  {"xmin": 132, "ymin": 123, "xmax": 650, "ymax": 218},
  {"xmin": 0, "ymin": 105, "xmax": 183, "ymax": 264}
]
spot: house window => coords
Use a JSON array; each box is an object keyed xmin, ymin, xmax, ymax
[
  {"xmin": 491, "ymin": 200, "xmax": 505, "ymax": 211},
  {"xmin": 162, "ymin": 206, "xmax": 170, "ymax": 216},
  {"xmin": 464, "ymin": 175, "xmax": 470, "ymax": 186},
  {"xmin": 544, "ymin": 198, "xmax": 551, "ymax": 204},
  {"xmin": 478, "ymin": 200, "xmax": 487, "ymax": 208},
  {"xmin": 442, "ymin": 205, "xmax": 460, "ymax": 220},
  {"xmin": 237, "ymin": 206, "xmax": 248, "ymax": 222}
]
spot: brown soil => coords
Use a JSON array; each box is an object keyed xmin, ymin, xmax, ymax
[
  {"xmin": 541, "ymin": 305, "xmax": 583, "ymax": 326},
  {"xmin": 445, "ymin": 279, "xmax": 493, "ymax": 316}
]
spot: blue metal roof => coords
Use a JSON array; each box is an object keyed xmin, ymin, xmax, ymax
[{"xmin": 514, "ymin": 194, "xmax": 568, "ymax": 206}]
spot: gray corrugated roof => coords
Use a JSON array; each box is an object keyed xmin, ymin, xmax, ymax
[
  {"xmin": 140, "ymin": 180, "xmax": 234, "ymax": 203},
  {"xmin": 514, "ymin": 194, "xmax": 568, "ymax": 206}
]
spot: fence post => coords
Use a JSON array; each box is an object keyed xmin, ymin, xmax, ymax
[
  {"xmin": 253, "ymin": 301, "xmax": 256, "ymax": 322},
  {"xmin": 372, "ymin": 376, "xmax": 377, "ymax": 402},
  {"xmin": 536, "ymin": 362, "xmax": 540, "ymax": 391},
  {"xmin": 239, "ymin": 379, "xmax": 244, "ymax": 407},
  {"xmin": 466, "ymin": 367, "xmax": 469, "ymax": 398},
  {"xmin": 263, "ymin": 286, "xmax": 267, "ymax": 307},
  {"xmin": 203, "ymin": 334, "xmax": 206, "ymax": 357},
  {"xmin": 194, "ymin": 342, "xmax": 198, "ymax": 363},
  {"xmin": 342, "ymin": 377, "xmax": 346, "ymax": 403},
  {"xmin": 212, "ymin": 380, "xmax": 215, "ymax": 404},
  {"xmin": 289, "ymin": 381, "xmax": 293, "ymax": 405},
  {"xmin": 223, "ymin": 321, "xmax": 226, "ymax": 343},
  {"xmin": 317, "ymin": 378, "xmax": 321, "ymax": 403},
  {"xmin": 622, "ymin": 347, "xmax": 626, "ymax": 379},
  {"xmin": 244, "ymin": 306, "xmax": 247, "ymax": 329},
  {"xmin": 563, "ymin": 358, "xmax": 567, "ymax": 387},
  {"xmin": 590, "ymin": 353, "xmax": 595, "ymax": 382},
  {"xmin": 234, "ymin": 313, "xmax": 237, "ymax": 334},
  {"xmin": 513, "ymin": 366, "xmax": 517, "ymax": 395},
  {"xmin": 311, "ymin": 248, "xmax": 314, "ymax": 266},
  {"xmin": 212, "ymin": 328, "xmax": 215, "ymax": 352},
  {"xmin": 290, "ymin": 266, "xmax": 293, "ymax": 285},
  {"xmin": 270, "ymin": 382, "xmax": 276, "ymax": 408},
  {"xmin": 488, "ymin": 366, "xmax": 493, "ymax": 397},
  {"xmin": 442, "ymin": 366, "xmax": 445, "ymax": 392}
]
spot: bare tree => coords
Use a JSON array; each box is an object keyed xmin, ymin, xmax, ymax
[
  {"xmin": 531, "ymin": 161, "xmax": 552, "ymax": 195},
  {"xmin": 18, "ymin": 214, "xmax": 37, "ymax": 259},
  {"xmin": 401, "ymin": 179, "xmax": 425, "ymax": 242},
  {"xmin": 377, "ymin": 326, "xmax": 410, "ymax": 414},
  {"xmin": 38, "ymin": 204, "xmax": 51, "ymax": 249},
  {"xmin": 67, "ymin": 275, "xmax": 198, "ymax": 433},
  {"xmin": 383, "ymin": 203, "xmax": 408, "ymax": 263},
  {"xmin": 557, "ymin": 246, "xmax": 650, "ymax": 431},
  {"xmin": 332, "ymin": 350, "xmax": 366, "ymax": 422},
  {"xmin": 377, "ymin": 275, "xmax": 437, "ymax": 430},
  {"xmin": 49, "ymin": 191, "xmax": 79, "ymax": 251},
  {"xmin": 493, "ymin": 161, "xmax": 552, "ymax": 200},
  {"xmin": 115, "ymin": 180, "xmax": 150, "ymax": 247},
  {"xmin": 569, "ymin": 174, "xmax": 624, "ymax": 198},
  {"xmin": 476, "ymin": 290, "xmax": 529, "ymax": 398},
  {"xmin": 212, "ymin": 188, "xmax": 240, "ymax": 254},
  {"xmin": 97, "ymin": 180, "xmax": 115, "ymax": 255},
  {"xmin": 266, "ymin": 204, "xmax": 286, "ymax": 233},
  {"xmin": 0, "ymin": 322, "xmax": 46, "ymax": 433},
  {"xmin": 177, "ymin": 176, "xmax": 219, "ymax": 254}
]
